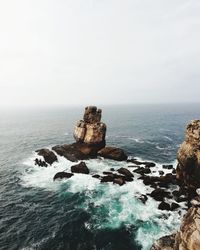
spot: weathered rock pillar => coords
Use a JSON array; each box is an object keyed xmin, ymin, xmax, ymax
[{"xmin": 74, "ymin": 106, "xmax": 106, "ymax": 148}]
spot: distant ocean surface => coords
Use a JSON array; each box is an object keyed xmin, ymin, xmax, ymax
[{"xmin": 1, "ymin": 104, "xmax": 200, "ymax": 250}]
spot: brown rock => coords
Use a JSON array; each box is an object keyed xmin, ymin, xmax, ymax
[
  {"xmin": 113, "ymin": 178, "xmax": 126, "ymax": 186},
  {"xmin": 74, "ymin": 106, "xmax": 106, "ymax": 146},
  {"xmin": 98, "ymin": 147, "xmax": 127, "ymax": 161},
  {"xmin": 71, "ymin": 161, "xmax": 89, "ymax": 174},
  {"xmin": 117, "ymin": 167, "xmax": 134, "ymax": 177},
  {"xmin": 177, "ymin": 120, "xmax": 200, "ymax": 189}
]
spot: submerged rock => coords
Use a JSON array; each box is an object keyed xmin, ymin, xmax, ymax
[
  {"xmin": 98, "ymin": 147, "xmax": 127, "ymax": 161},
  {"xmin": 36, "ymin": 148, "xmax": 58, "ymax": 165},
  {"xmin": 71, "ymin": 161, "xmax": 89, "ymax": 174},
  {"xmin": 53, "ymin": 172, "xmax": 73, "ymax": 181},
  {"xmin": 177, "ymin": 120, "xmax": 200, "ymax": 189}
]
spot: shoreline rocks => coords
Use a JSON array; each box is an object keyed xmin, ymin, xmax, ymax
[{"xmin": 151, "ymin": 189, "xmax": 200, "ymax": 250}]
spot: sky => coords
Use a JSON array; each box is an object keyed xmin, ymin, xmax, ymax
[{"xmin": 0, "ymin": 0, "xmax": 200, "ymax": 106}]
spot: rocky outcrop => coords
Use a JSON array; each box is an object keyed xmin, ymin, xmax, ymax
[
  {"xmin": 98, "ymin": 147, "xmax": 127, "ymax": 161},
  {"xmin": 35, "ymin": 148, "xmax": 58, "ymax": 165},
  {"xmin": 177, "ymin": 120, "xmax": 200, "ymax": 189},
  {"xmin": 71, "ymin": 161, "xmax": 89, "ymax": 174},
  {"xmin": 35, "ymin": 106, "xmax": 130, "ymax": 164},
  {"xmin": 151, "ymin": 234, "xmax": 176, "ymax": 250},
  {"xmin": 53, "ymin": 172, "xmax": 74, "ymax": 181},
  {"xmin": 151, "ymin": 189, "xmax": 200, "ymax": 250},
  {"xmin": 74, "ymin": 106, "xmax": 106, "ymax": 146}
]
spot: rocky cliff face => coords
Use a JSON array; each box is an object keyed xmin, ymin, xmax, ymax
[
  {"xmin": 74, "ymin": 106, "xmax": 106, "ymax": 146},
  {"xmin": 152, "ymin": 120, "xmax": 200, "ymax": 250},
  {"xmin": 151, "ymin": 192, "xmax": 200, "ymax": 250},
  {"xmin": 174, "ymin": 197, "xmax": 200, "ymax": 250},
  {"xmin": 177, "ymin": 120, "xmax": 200, "ymax": 189}
]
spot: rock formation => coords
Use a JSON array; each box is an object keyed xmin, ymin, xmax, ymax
[
  {"xmin": 152, "ymin": 120, "xmax": 200, "ymax": 250},
  {"xmin": 177, "ymin": 120, "xmax": 200, "ymax": 189},
  {"xmin": 35, "ymin": 106, "xmax": 128, "ymax": 163},
  {"xmin": 151, "ymin": 189, "xmax": 200, "ymax": 250},
  {"xmin": 98, "ymin": 147, "xmax": 128, "ymax": 161},
  {"xmin": 74, "ymin": 106, "xmax": 106, "ymax": 147}
]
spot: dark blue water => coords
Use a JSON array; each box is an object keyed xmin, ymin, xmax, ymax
[{"xmin": 0, "ymin": 104, "xmax": 200, "ymax": 250}]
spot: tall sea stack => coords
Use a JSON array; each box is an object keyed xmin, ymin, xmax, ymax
[{"xmin": 74, "ymin": 106, "xmax": 107, "ymax": 148}]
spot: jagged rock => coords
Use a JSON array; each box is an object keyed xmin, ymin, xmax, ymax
[
  {"xmin": 171, "ymin": 202, "xmax": 180, "ymax": 210},
  {"xmin": 52, "ymin": 143, "xmax": 87, "ymax": 162},
  {"xmin": 177, "ymin": 120, "xmax": 200, "ymax": 189},
  {"xmin": 71, "ymin": 161, "xmax": 89, "ymax": 174},
  {"xmin": 151, "ymin": 234, "xmax": 176, "ymax": 250},
  {"xmin": 34, "ymin": 158, "xmax": 48, "ymax": 167},
  {"xmin": 36, "ymin": 148, "xmax": 57, "ymax": 165},
  {"xmin": 53, "ymin": 172, "xmax": 73, "ymax": 181},
  {"xmin": 98, "ymin": 147, "xmax": 127, "ymax": 161},
  {"xmin": 74, "ymin": 106, "xmax": 106, "ymax": 146},
  {"xmin": 52, "ymin": 142, "xmax": 105, "ymax": 162},
  {"xmin": 150, "ymin": 188, "xmax": 171, "ymax": 201},
  {"xmin": 138, "ymin": 194, "xmax": 148, "ymax": 204},
  {"xmin": 133, "ymin": 167, "xmax": 151, "ymax": 175},
  {"xmin": 117, "ymin": 167, "xmax": 134, "ymax": 177},
  {"xmin": 159, "ymin": 170, "xmax": 164, "ymax": 176},
  {"xmin": 152, "ymin": 189, "xmax": 200, "ymax": 250},
  {"xmin": 158, "ymin": 201, "xmax": 171, "ymax": 211},
  {"xmin": 174, "ymin": 205, "xmax": 200, "ymax": 250}
]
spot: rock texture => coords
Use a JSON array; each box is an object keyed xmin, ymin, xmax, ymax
[
  {"xmin": 35, "ymin": 148, "xmax": 57, "ymax": 165},
  {"xmin": 174, "ymin": 199, "xmax": 200, "ymax": 250},
  {"xmin": 74, "ymin": 106, "xmax": 106, "ymax": 146},
  {"xmin": 151, "ymin": 190, "xmax": 200, "ymax": 250},
  {"xmin": 34, "ymin": 106, "xmax": 130, "ymax": 163},
  {"xmin": 177, "ymin": 120, "xmax": 200, "ymax": 189},
  {"xmin": 98, "ymin": 147, "xmax": 127, "ymax": 161}
]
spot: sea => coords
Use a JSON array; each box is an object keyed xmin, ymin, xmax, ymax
[{"xmin": 1, "ymin": 103, "xmax": 200, "ymax": 250}]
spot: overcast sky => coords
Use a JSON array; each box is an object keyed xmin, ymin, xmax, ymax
[{"xmin": 0, "ymin": 0, "xmax": 200, "ymax": 106}]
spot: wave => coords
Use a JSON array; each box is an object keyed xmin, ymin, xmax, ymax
[
  {"xmin": 21, "ymin": 154, "xmax": 183, "ymax": 250},
  {"xmin": 163, "ymin": 136, "xmax": 173, "ymax": 142}
]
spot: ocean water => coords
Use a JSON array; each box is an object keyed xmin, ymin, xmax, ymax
[{"xmin": 0, "ymin": 104, "xmax": 200, "ymax": 250}]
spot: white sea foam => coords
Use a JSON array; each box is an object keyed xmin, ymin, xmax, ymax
[{"xmin": 21, "ymin": 154, "xmax": 184, "ymax": 250}]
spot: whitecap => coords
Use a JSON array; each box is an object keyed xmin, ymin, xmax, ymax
[{"xmin": 21, "ymin": 154, "xmax": 183, "ymax": 250}]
